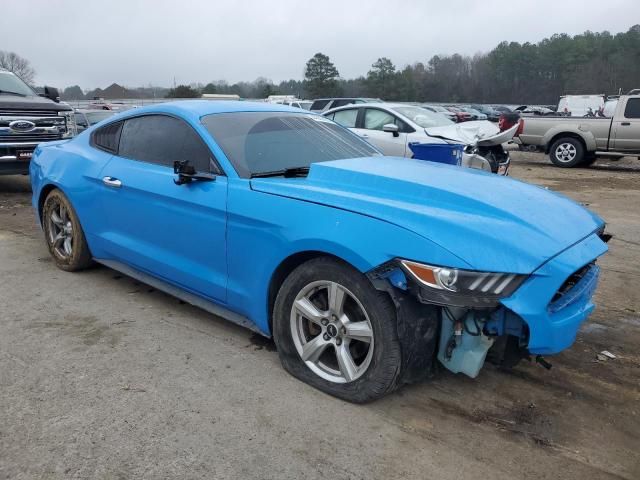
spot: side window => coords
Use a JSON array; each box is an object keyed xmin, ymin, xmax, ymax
[
  {"xmin": 91, "ymin": 121, "xmax": 123, "ymax": 153},
  {"xmin": 331, "ymin": 99, "xmax": 355, "ymax": 109},
  {"xmin": 75, "ymin": 113, "xmax": 88, "ymax": 127},
  {"xmin": 332, "ymin": 109, "xmax": 358, "ymax": 128},
  {"xmin": 624, "ymin": 98, "xmax": 640, "ymax": 119},
  {"xmin": 310, "ymin": 99, "xmax": 330, "ymax": 110},
  {"xmin": 118, "ymin": 115, "xmax": 214, "ymax": 172},
  {"xmin": 363, "ymin": 109, "xmax": 396, "ymax": 130}
]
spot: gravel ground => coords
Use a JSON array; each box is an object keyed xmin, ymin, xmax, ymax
[{"xmin": 0, "ymin": 152, "xmax": 639, "ymax": 480}]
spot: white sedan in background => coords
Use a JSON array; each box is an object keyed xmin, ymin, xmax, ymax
[{"xmin": 323, "ymin": 103, "xmax": 516, "ymax": 174}]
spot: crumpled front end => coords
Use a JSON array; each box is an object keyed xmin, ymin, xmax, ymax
[
  {"xmin": 500, "ymin": 232, "xmax": 607, "ymax": 355},
  {"xmin": 369, "ymin": 231, "xmax": 608, "ymax": 381}
]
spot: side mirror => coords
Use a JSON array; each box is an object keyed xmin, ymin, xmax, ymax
[
  {"xmin": 382, "ymin": 123, "xmax": 399, "ymax": 137},
  {"xmin": 43, "ymin": 86, "xmax": 60, "ymax": 103},
  {"xmin": 173, "ymin": 160, "xmax": 216, "ymax": 185}
]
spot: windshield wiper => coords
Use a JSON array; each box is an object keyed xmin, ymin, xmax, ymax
[
  {"xmin": 250, "ymin": 166, "xmax": 310, "ymax": 178},
  {"xmin": 0, "ymin": 89, "xmax": 27, "ymax": 97}
]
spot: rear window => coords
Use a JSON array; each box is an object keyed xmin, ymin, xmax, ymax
[
  {"xmin": 202, "ymin": 112, "xmax": 379, "ymax": 178},
  {"xmin": 90, "ymin": 121, "xmax": 123, "ymax": 153}
]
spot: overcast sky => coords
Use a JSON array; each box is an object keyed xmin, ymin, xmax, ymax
[{"xmin": 0, "ymin": 0, "xmax": 635, "ymax": 89}]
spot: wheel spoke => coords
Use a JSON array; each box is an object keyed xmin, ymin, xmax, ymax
[
  {"xmin": 328, "ymin": 282, "xmax": 346, "ymax": 316},
  {"xmin": 343, "ymin": 320, "xmax": 373, "ymax": 343},
  {"xmin": 294, "ymin": 297, "xmax": 324, "ymax": 325},
  {"xmin": 301, "ymin": 335, "xmax": 330, "ymax": 364},
  {"xmin": 63, "ymin": 237, "xmax": 72, "ymax": 256},
  {"xmin": 59, "ymin": 205, "xmax": 68, "ymax": 223},
  {"xmin": 50, "ymin": 211, "xmax": 63, "ymax": 226},
  {"xmin": 53, "ymin": 232, "xmax": 65, "ymax": 248},
  {"xmin": 336, "ymin": 343, "xmax": 358, "ymax": 382}
]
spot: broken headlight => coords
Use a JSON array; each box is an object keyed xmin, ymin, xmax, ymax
[{"xmin": 400, "ymin": 260, "xmax": 528, "ymax": 308}]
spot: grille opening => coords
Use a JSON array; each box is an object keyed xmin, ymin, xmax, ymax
[{"xmin": 551, "ymin": 263, "xmax": 593, "ymax": 303}]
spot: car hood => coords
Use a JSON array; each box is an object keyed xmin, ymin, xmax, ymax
[
  {"xmin": 425, "ymin": 120, "xmax": 518, "ymax": 146},
  {"xmin": 250, "ymin": 157, "xmax": 604, "ymax": 273},
  {"xmin": 0, "ymin": 94, "xmax": 72, "ymax": 112}
]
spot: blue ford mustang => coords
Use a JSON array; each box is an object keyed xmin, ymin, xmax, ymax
[{"xmin": 30, "ymin": 101, "xmax": 608, "ymax": 402}]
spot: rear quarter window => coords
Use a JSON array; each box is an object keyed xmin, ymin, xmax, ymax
[{"xmin": 90, "ymin": 121, "xmax": 123, "ymax": 153}]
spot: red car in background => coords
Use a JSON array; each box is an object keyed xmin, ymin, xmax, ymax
[{"xmin": 445, "ymin": 106, "xmax": 473, "ymax": 122}]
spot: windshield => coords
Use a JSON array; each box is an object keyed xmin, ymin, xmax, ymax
[
  {"xmin": 85, "ymin": 111, "xmax": 116, "ymax": 125},
  {"xmin": 202, "ymin": 112, "xmax": 380, "ymax": 178},
  {"xmin": 0, "ymin": 71, "xmax": 35, "ymax": 96},
  {"xmin": 392, "ymin": 106, "xmax": 453, "ymax": 128}
]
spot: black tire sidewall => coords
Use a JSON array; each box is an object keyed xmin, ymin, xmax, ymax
[
  {"xmin": 273, "ymin": 257, "xmax": 401, "ymax": 403},
  {"xmin": 42, "ymin": 189, "xmax": 93, "ymax": 271},
  {"xmin": 550, "ymin": 138, "xmax": 584, "ymax": 168}
]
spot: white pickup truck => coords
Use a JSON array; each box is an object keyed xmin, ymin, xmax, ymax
[{"xmin": 514, "ymin": 94, "xmax": 640, "ymax": 167}]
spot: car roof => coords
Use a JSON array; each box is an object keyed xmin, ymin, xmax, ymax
[{"xmin": 109, "ymin": 100, "xmax": 302, "ymax": 122}]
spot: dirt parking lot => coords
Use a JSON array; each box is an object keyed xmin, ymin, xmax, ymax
[{"xmin": 1, "ymin": 152, "xmax": 638, "ymax": 480}]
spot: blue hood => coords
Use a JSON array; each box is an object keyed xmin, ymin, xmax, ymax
[{"xmin": 250, "ymin": 157, "xmax": 604, "ymax": 274}]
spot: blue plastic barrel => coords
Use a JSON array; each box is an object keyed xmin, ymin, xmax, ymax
[{"xmin": 408, "ymin": 142, "xmax": 464, "ymax": 166}]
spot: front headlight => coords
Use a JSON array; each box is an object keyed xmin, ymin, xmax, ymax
[
  {"xmin": 400, "ymin": 260, "xmax": 527, "ymax": 308},
  {"xmin": 60, "ymin": 110, "xmax": 77, "ymax": 138}
]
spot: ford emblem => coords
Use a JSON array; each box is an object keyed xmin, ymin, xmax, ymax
[{"xmin": 9, "ymin": 120, "xmax": 36, "ymax": 132}]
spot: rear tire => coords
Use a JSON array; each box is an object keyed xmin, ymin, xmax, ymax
[
  {"xmin": 273, "ymin": 257, "xmax": 402, "ymax": 403},
  {"xmin": 549, "ymin": 137, "xmax": 584, "ymax": 167},
  {"xmin": 42, "ymin": 189, "xmax": 93, "ymax": 271}
]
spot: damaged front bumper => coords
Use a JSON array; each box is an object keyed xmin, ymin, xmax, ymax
[{"xmin": 369, "ymin": 231, "xmax": 608, "ymax": 381}]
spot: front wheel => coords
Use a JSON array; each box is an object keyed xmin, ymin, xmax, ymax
[
  {"xmin": 273, "ymin": 257, "xmax": 402, "ymax": 403},
  {"xmin": 549, "ymin": 137, "xmax": 584, "ymax": 167}
]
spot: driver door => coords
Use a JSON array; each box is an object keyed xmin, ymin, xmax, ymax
[{"xmin": 95, "ymin": 114, "xmax": 228, "ymax": 303}]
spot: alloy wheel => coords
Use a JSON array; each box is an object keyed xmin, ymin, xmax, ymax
[
  {"xmin": 555, "ymin": 142, "xmax": 577, "ymax": 163},
  {"xmin": 47, "ymin": 201, "xmax": 73, "ymax": 258},
  {"xmin": 290, "ymin": 280, "xmax": 374, "ymax": 383}
]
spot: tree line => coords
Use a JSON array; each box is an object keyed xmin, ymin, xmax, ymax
[{"xmin": 3, "ymin": 24, "xmax": 638, "ymax": 104}]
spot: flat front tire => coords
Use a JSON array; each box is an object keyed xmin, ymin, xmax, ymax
[
  {"xmin": 42, "ymin": 189, "xmax": 93, "ymax": 271},
  {"xmin": 273, "ymin": 257, "xmax": 402, "ymax": 403}
]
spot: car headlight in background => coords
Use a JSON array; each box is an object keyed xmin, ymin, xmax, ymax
[
  {"xmin": 60, "ymin": 111, "xmax": 77, "ymax": 138},
  {"xmin": 400, "ymin": 260, "xmax": 527, "ymax": 308}
]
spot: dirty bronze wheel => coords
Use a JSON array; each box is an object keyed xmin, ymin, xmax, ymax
[
  {"xmin": 273, "ymin": 257, "xmax": 401, "ymax": 403},
  {"xmin": 42, "ymin": 189, "xmax": 93, "ymax": 271}
]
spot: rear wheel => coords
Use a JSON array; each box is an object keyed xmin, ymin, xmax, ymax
[
  {"xmin": 42, "ymin": 189, "xmax": 93, "ymax": 271},
  {"xmin": 549, "ymin": 137, "xmax": 584, "ymax": 167},
  {"xmin": 273, "ymin": 257, "xmax": 402, "ymax": 403}
]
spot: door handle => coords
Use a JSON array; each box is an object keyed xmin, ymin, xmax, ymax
[
  {"xmin": 102, "ymin": 176, "xmax": 122, "ymax": 188},
  {"xmin": 621, "ymin": 122, "xmax": 631, "ymax": 126},
  {"xmin": 360, "ymin": 134, "xmax": 369, "ymax": 138}
]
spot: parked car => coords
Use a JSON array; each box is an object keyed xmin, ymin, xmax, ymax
[
  {"xmin": 459, "ymin": 106, "xmax": 488, "ymax": 121},
  {"xmin": 492, "ymin": 105, "xmax": 513, "ymax": 114},
  {"xmin": 514, "ymin": 93, "xmax": 640, "ymax": 167},
  {"xmin": 309, "ymin": 98, "xmax": 380, "ymax": 112},
  {"xmin": 31, "ymin": 100, "xmax": 608, "ymax": 402},
  {"xmin": 284, "ymin": 100, "xmax": 313, "ymax": 110},
  {"xmin": 444, "ymin": 106, "xmax": 473, "ymax": 122},
  {"xmin": 323, "ymin": 103, "xmax": 513, "ymax": 174},
  {"xmin": 421, "ymin": 104, "xmax": 458, "ymax": 123},
  {"xmin": 515, "ymin": 105, "xmax": 556, "ymax": 116},
  {"xmin": 74, "ymin": 109, "xmax": 118, "ymax": 133},
  {"xmin": 0, "ymin": 70, "xmax": 76, "ymax": 175},
  {"xmin": 469, "ymin": 104, "xmax": 501, "ymax": 122}
]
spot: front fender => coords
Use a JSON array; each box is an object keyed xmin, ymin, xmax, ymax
[{"xmin": 225, "ymin": 181, "xmax": 467, "ymax": 335}]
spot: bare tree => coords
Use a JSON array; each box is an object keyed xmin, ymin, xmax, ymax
[{"xmin": 0, "ymin": 51, "xmax": 36, "ymax": 85}]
